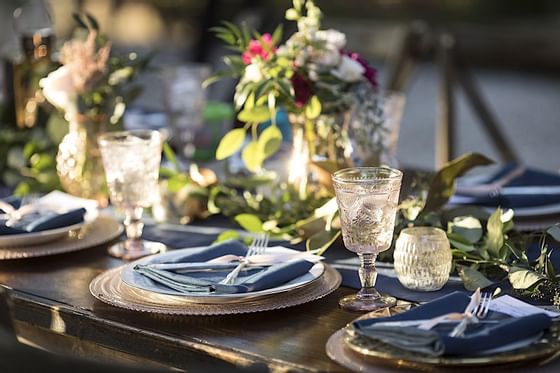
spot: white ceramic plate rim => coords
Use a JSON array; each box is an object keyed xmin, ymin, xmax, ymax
[
  {"xmin": 0, "ymin": 221, "xmax": 86, "ymax": 247},
  {"xmin": 121, "ymin": 246, "xmax": 325, "ymax": 299}
]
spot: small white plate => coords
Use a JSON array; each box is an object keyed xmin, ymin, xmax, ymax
[
  {"xmin": 121, "ymin": 246, "xmax": 325, "ymax": 302},
  {"xmin": 0, "ymin": 221, "xmax": 86, "ymax": 248}
]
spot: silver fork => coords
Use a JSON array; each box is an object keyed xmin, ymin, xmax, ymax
[
  {"xmin": 449, "ymin": 292, "xmax": 492, "ymax": 337},
  {"xmin": 219, "ymin": 233, "xmax": 269, "ymax": 285}
]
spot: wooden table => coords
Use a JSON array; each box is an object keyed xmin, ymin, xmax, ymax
[
  {"xmin": 1, "ymin": 227, "xmax": 560, "ymax": 372},
  {"xmin": 0, "ymin": 230, "xmax": 365, "ymax": 372}
]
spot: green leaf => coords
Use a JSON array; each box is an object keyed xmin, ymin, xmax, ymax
[
  {"xmin": 216, "ymin": 128, "xmax": 246, "ymax": 160},
  {"xmin": 258, "ymin": 125, "xmax": 282, "ymax": 159},
  {"xmin": 271, "ymin": 24, "xmax": 283, "ymax": 45},
  {"xmin": 234, "ymin": 213, "xmax": 264, "ymax": 233},
  {"xmin": 449, "ymin": 216, "xmax": 483, "ymax": 244},
  {"xmin": 457, "ymin": 265, "xmax": 494, "ymax": 291},
  {"xmin": 85, "ymin": 12, "xmax": 99, "ymax": 31},
  {"xmin": 508, "ymin": 267, "xmax": 545, "ymax": 290},
  {"xmin": 237, "ymin": 106, "xmax": 271, "ymax": 123},
  {"xmin": 306, "ymin": 230, "xmax": 341, "ymax": 256},
  {"xmin": 547, "ymin": 224, "xmax": 560, "ymax": 241},
  {"xmin": 241, "ymin": 141, "xmax": 264, "ymax": 172},
  {"xmin": 421, "ymin": 153, "xmax": 494, "ymax": 213},
  {"xmin": 448, "ymin": 236, "xmax": 477, "ymax": 252},
  {"xmin": 162, "ymin": 142, "xmax": 181, "ymax": 172},
  {"xmin": 72, "ymin": 13, "xmax": 88, "ymax": 29},
  {"xmin": 215, "ymin": 230, "xmax": 241, "ymax": 243},
  {"xmin": 305, "ymin": 96, "xmax": 321, "ymax": 119},
  {"xmin": 486, "ymin": 208, "xmax": 504, "ymax": 257}
]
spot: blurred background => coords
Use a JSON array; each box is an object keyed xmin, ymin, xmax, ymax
[{"xmin": 0, "ymin": 0, "xmax": 559, "ymax": 172}]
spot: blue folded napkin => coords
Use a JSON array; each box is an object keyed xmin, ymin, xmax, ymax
[
  {"xmin": 127, "ymin": 240, "xmax": 315, "ymax": 295},
  {"xmin": 352, "ymin": 292, "xmax": 552, "ymax": 356},
  {"xmin": 451, "ymin": 163, "xmax": 560, "ymax": 208},
  {"xmin": 0, "ymin": 203, "xmax": 87, "ymax": 236}
]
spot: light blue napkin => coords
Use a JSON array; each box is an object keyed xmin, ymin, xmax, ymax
[
  {"xmin": 352, "ymin": 292, "xmax": 552, "ymax": 356},
  {"xmin": 126, "ymin": 240, "xmax": 315, "ymax": 295},
  {"xmin": 0, "ymin": 201, "xmax": 86, "ymax": 236}
]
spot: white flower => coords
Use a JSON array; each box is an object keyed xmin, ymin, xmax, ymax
[
  {"xmin": 242, "ymin": 63, "xmax": 263, "ymax": 83},
  {"xmin": 310, "ymin": 46, "xmax": 340, "ymax": 67},
  {"xmin": 39, "ymin": 65, "xmax": 77, "ymax": 119},
  {"xmin": 332, "ymin": 55, "xmax": 365, "ymax": 82},
  {"xmin": 315, "ymin": 29, "xmax": 346, "ymax": 49}
]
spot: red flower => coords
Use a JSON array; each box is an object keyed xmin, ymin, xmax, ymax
[
  {"xmin": 345, "ymin": 51, "xmax": 378, "ymax": 88},
  {"xmin": 291, "ymin": 73, "xmax": 312, "ymax": 108},
  {"xmin": 242, "ymin": 33, "xmax": 276, "ymax": 65}
]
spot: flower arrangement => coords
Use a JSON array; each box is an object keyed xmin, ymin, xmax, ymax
[
  {"xmin": 40, "ymin": 14, "xmax": 147, "ymax": 126},
  {"xmin": 208, "ymin": 0, "xmax": 387, "ymax": 178}
]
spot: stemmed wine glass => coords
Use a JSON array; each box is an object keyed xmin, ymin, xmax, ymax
[
  {"xmin": 332, "ymin": 167, "xmax": 403, "ymax": 312},
  {"xmin": 98, "ymin": 130, "xmax": 166, "ymax": 260}
]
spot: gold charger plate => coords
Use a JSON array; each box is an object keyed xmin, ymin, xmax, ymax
[
  {"xmin": 326, "ymin": 311, "xmax": 560, "ymax": 372},
  {"xmin": 90, "ymin": 263, "xmax": 341, "ymax": 315},
  {"xmin": 0, "ymin": 215, "xmax": 123, "ymax": 260}
]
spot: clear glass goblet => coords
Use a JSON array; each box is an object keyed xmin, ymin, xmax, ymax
[
  {"xmin": 332, "ymin": 167, "xmax": 403, "ymax": 312},
  {"xmin": 98, "ymin": 130, "xmax": 166, "ymax": 260}
]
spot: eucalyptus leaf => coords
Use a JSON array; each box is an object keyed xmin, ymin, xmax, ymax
[
  {"xmin": 508, "ymin": 267, "xmax": 545, "ymax": 290},
  {"xmin": 258, "ymin": 125, "xmax": 282, "ymax": 159},
  {"xmin": 306, "ymin": 230, "xmax": 341, "ymax": 255},
  {"xmin": 457, "ymin": 265, "xmax": 494, "ymax": 291},
  {"xmin": 234, "ymin": 214, "xmax": 264, "ymax": 233},
  {"xmin": 449, "ymin": 216, "xmax": 483, "ymax": 244},
  {"xmin": 547, "ymin": 224, "xmax": 560, "ymax": 241},
  {"xmin": 215, "ymin": 230, "xmax": 241, "ymax": 243},
  {"xmin": 215, "ymin": 128, "xmax": 246, "ymax": 160},
  {"xmin": 486, "ymin": 208, "xmax": 504, "ymax": 258},
  {"xmin": 447, "ymin": 236, "xmax": 476, "ymax": 252},
  {"xmin": 421, "ymin": 153, "xmax": 494, "ymax": 213},
  {"xmin": 237, "ymin": 106, "xmax": 271, "ymax": 123},
  {"xmin": 305, "ymin": 96, "xmax": 321, "ymax": 119},
  {"xmin": 241, "ymin": 141, "xmax": 264, "ymax": 172}
]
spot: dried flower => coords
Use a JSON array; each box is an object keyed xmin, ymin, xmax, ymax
[{"xmin": 60, "ymin": 31, "xmax": 111, "ymax": 92}]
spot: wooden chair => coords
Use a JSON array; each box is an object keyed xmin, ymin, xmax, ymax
[{"xmin": 386, "ymin": 22, "xmax": 520, "ymax": 168}]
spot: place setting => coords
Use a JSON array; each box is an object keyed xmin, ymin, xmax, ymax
[
  {"xmin": 0, "ymin": 191, "xmax": 123, "ymax": 260},
  {"xmin": 90, "ymin": 237, "xmax": 341, "ymax": 316}
]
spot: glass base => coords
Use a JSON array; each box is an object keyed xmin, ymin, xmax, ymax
[
  {"xmin": 108, "ymin": 239, "xmax": 166, "ymax": 261},
  {"xmin": 339, "ymin": 292, "xmax": 397, "ymax": 312}
]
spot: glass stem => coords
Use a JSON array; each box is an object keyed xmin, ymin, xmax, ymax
[
  {"xmin": 357, "ymin": 253, "xmax": 379, "ymax": 300},
  {"xmin": 124, "ymin": 207, "xmax": 144, "ymax": 241}
]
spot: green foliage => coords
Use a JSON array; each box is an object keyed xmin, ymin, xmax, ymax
[
  {"xmin": 215, "ymin": 128, "xmax": 246, "ymax": 160},
  {"xmin": 421, "ymin": 153, "xmax": 494, "ymax": 213}
]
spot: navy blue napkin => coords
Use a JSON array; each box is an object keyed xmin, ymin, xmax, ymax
[
  {"xmin": 452, "ymin": 163, "xmax": 560, "ymax": 208},
  {"xmin": 0, "ymin": 206, "xmax": 86, "ymax": 236},
  {"xmin": 353, "ymin": 292, "xmax": 552, "ymax": 356},
  {"xmin": 128, "ymin": 240, "xmax": 315, "ymax": 295},
  {"xmin": 336, "ymin": 266, "xmax": 467, "ymax": 303}
]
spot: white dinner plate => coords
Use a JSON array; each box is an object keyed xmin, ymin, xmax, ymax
[
  {"xmin": 0, "ymin": 221, "xmax": 86, "ymax": 248},
  {"xmin": 120, "ymin": 246, "xmax": 325, "ymax": 301}
]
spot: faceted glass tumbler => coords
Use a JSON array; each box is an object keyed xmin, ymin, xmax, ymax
[{"xmin": 393, "ymin": 227, "xmax": 452, "ymax": 291}]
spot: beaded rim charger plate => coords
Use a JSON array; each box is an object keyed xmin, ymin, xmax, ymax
[
  {"xmin": 0, "ymin": 215, "xmax": 123, "ymax": 260},
  {"xmin": 326, "ymin": 318, "xmax": 560, "ymax": 371},
  {"xmin": 90, "ymin": 264, "xmax": 341, "ymax": 315}
]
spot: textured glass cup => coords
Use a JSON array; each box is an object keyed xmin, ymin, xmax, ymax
[
  {"xmin": 394, "ymin": 227, "xmax": 452, "ymax": 291},
  {"xmin": 332, "ymin": 167, "xmax": 402, "ymax": 311},
  {"xmin": 98, "ymin": 130, "xmax": 166, "ymax": 260}
]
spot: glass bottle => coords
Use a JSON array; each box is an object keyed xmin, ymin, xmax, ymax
[{"xmin": 10, "ymin": 0, "xmax": 57, "ymax": 128}]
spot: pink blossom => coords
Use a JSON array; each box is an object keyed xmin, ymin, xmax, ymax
[
  {"xmin": 291, "ymin": 73, "xmax": 312, "ymax": 108},
  {"xmin": 242, "ymin": 33, "xmax": 276, "ymax": 64},
  {"xmin": 344, "ymin": 51, "xmax": 378, "ymax": 88}
]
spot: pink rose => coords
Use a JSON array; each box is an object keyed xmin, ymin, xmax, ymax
[
  {"xmin": 344, "ymin": 51, "xmax": 378, "ymax": 88},
  {"xmin": 242, "ymin": 33, "xmax": 276, "ymax": 64}
]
